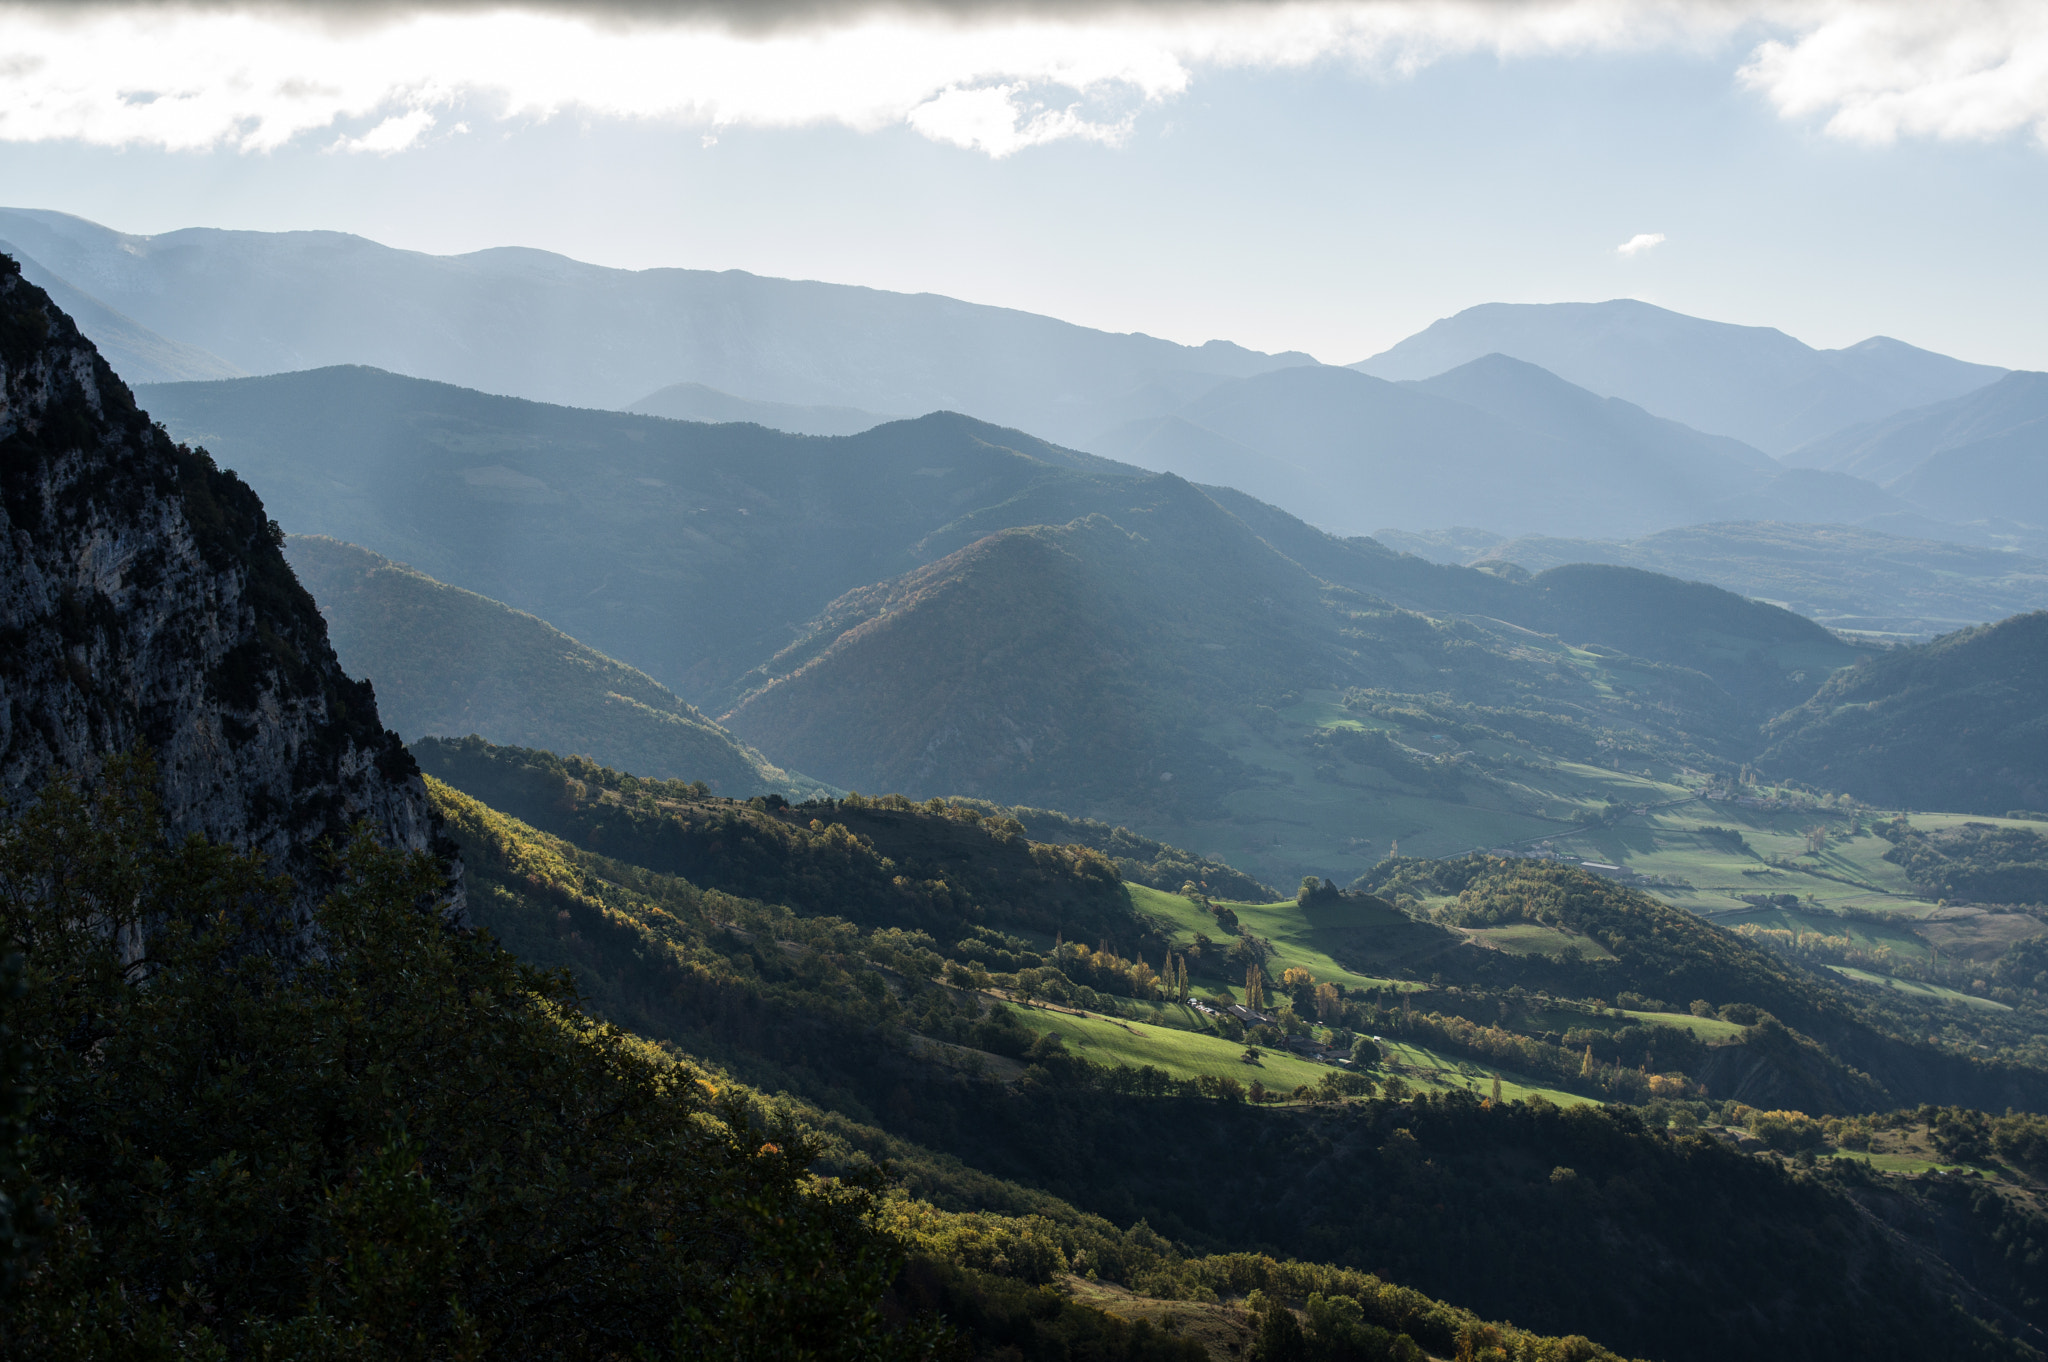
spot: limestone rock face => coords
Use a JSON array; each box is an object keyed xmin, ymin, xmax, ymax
[{"xmin": 0, "ymin": 255, "xmax": 458, "ymax": 929}]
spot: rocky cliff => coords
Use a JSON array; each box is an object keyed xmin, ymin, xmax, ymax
[{"xmin": 0, "ymin": 254, "xmax": 456, "ymax": 931}]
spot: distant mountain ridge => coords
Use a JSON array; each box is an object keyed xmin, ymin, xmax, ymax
[
  {"xmin": 1353, "ymin": 298, "xmax": 2006, "ymax": 454},
  {"xmin": 0, "ymin": 235, "xmax": 243, "ymax": 384},
  {"xmin": 0, "ymin": 206, "xmax": 1310, "ymax": 445},
  {"xmin": 1092, "ymin": 354, "xmax": 1793, "ymax": 541},
  {"xmin": 626, "ymin": 381, "xmax": 893, "ymax": 436},
  {"xmin": 136, "ymin": 366, "xmax": 1150, "ymax": 699},
  {"xmin": 1789, "ymin": 371, "xmax": 2048, "ymax": 482},
  {"xmin": 136, "ymin": 362, "xmax": 1862, "ymax": 878},
  {"xmin": 1379, "ymin": 520, "xmax": 2048, "ymax": 640},
  {"xmin": 1783, "ymin": 371, "xmax": 2048, "ymax": 535}
]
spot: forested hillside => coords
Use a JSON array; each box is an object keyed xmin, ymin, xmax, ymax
[
  {"xmin": 1761, "ymin": 612, "xmax": 2048, "ymax": 814},
  {"xmin": 407, "ymin": 738, "xmax": 2048, "ymax": 1360}
]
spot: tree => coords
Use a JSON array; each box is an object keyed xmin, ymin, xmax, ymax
[
  {"xmin": 1245, "ymin": 962, "xmax": 1268, "ymax": 1011},
  {"xmin": 0, "ymin": 756, "xmax": 936, "ymax": 1360}
]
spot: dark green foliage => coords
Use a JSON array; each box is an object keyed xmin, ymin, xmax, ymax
[
  {"xmin": 884, "ymin": 1084, "xmax": 2011, "ymax": 1361},
  {"xmin": 415, "ymin": 737, "xmax": 1143, "ymax": 946},
  {"xmin": 719, "ymin": 501, "xmax": 1330, "ymax": 818},
  {"xmin": 1761, "ymin": 612, "xmax": 2048, "ymax": 814},
  {"xmin": 0, "ymin": 758, "xmax": 930, "ymax": 1359},
  {"xmin": 893, "ymin": 1259, "xmax": 1207, "ymax": 1362},
  {"xmin": 1523, "ymin": 563, "xmax": 1859, "ymax": 717},
  {"xmin": 0, "ymin": 946, "xmax": 39, "ymax": 1295},
  {"xmin": 1881, "ymin": 821, "xmax": 2048, "ymax": 905},
  {"xmin": 420, "ymin": 776, "xmax": 2038, "ymax": 1359},
  {"xmin": 955, "ymin": 800, "xmax": 1275, "ymax": 902}
]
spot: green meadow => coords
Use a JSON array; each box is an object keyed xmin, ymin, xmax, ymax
[
  {"xmin": 1005, "ymin": 997, "xmax": 1591, "ymax": 1107},
  {"xmin": 1125, "ymin": 881, "xmax": 1437, "ymax": 990}
]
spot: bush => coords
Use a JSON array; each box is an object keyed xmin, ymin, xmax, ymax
[{"xmin": 1746, "ymin": 1110, "xmax": 1827, "ymax": 1153}]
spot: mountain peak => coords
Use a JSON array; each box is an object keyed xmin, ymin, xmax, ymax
[
  {"xmin": 0, "ymin": 254, "xmax": 454, "ymax": 934},
  {"xmin": 1353, "ymin": 298, "xmax": 2004, "ymax": 453}
]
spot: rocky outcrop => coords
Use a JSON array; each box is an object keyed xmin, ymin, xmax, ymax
[{"xmin": 0, "ymin": 254, "xmax": 458, "ymax": 932}]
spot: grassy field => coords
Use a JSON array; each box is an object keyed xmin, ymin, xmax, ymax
[
  {"xmin": 1125, "ymin": 882, "xmax": 1441, "ymax": 991},
  {"xmin": 1463, "ymin": 922, "xmax": 1616, "ymax": 960},
  {"xmin": 1106, "ymin": 691, "xmax": 2048, "ymax": 1014},
  {"xmin": 1825, "ymin": 965, "xmax": 2013, "ymax": 1012},
  {"xmin": 1003, "ymin": 994, "xmax": 1592, "ymax": 1106},
  {"xmin": 1518, "ymin": 1005, "xmax": 1749, "ymax": 1041},
  {"xmin": 1009, "ymin": 1003, "xmax": 1335, "ymax": 1089}
]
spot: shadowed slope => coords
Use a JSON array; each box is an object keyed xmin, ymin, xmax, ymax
[
  {"xmin": 1760, "ymin": 611, "xmax": 2048, "ymax": 815},
  {"xmin": 285, "ymin": 535, "xmax": 826, "ymax": 799}
]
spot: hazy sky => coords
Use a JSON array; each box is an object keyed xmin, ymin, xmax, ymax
[{"xmin": 1, "ymin": 1, "xmax": 2044, "ymax": 366}]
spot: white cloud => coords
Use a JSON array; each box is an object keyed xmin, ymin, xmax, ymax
[
  {"xmin": 1738, "ymin": 1, "xmax": 2048, "ymax": 145},
  {"xmin": 0, "ymin": 2, "xmax": 2043, "ymax": 158},
  {"xmin": 331, "ymin": 107, "xmax": 437, "ymax": 154},
  {"xmin": 1616, "ymin": 231, "xmax": 1666, "ymax": 255},
  {"xmin": 906, "ymin": 84, "xmax": 1131, "ymax": 157}
]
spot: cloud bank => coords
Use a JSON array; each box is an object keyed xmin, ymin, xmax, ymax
[
  {"xmin": 0, "ymin": 2, "xmax": 2043, "ymax": 157},
  {"xmin": 1616, "ymin": 231, "xmax": 1666, "ymax": 255}
]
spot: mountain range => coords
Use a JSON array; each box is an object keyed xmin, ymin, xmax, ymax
[
  {"xmin": 0, "ymin": 206, "xmax": 1309, "ymax": 443},
  {"xmin": 1094, "ymin": 354, "xmax": 1786, "ymax": 540},
  {"xmin": 1353, "ymin": 298, "xmax": 2008, "ymax": 454},
  {"xmin": 135, "ymin": 361, "xmax": 1877, "ymax": 888},
  {"xmin": 13, "ymin": 207, "xmax": 2042, "ymax": 554},
  {"xmin": 21, "ymin": 212, "xmax": 2048, "ymax": 1362},
  {"xmin": 1786, "ymin": 370, "xmax": 2048, "ymax": 531}
]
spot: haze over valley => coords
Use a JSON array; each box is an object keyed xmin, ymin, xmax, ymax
[{"xmin": 7, "ymin": 7, "xmax": 2048, "ymax": 1359}]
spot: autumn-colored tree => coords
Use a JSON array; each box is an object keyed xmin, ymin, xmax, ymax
[{"xmin": 1312, "ymin": 981, "xmax": 1342, "ymax": 1023}]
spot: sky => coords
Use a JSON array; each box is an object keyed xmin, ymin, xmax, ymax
[{"xmin": 0, "ymin": 1, "xmax": 2045, "ymax": 367}]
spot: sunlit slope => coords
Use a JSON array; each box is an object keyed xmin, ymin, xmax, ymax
[
  {"xmin": 720, "ymin": 492, "xmax": 1856, "ymax": 860},
  {"xmin": 288, "ymin": 535, "xmax": 826, "ymax": 798},
  {"xmin": 421, "ymin": 777, "xmax": 1986, "ymax": 1362},
  {"xmin": 720, "ymin": 487, "xmax": 1351, "ymax": 819}
]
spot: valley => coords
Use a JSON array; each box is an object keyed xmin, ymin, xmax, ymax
[{"xmin": 8, "ymin": 220, "xmax": 2048, "ymax": 1362}]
